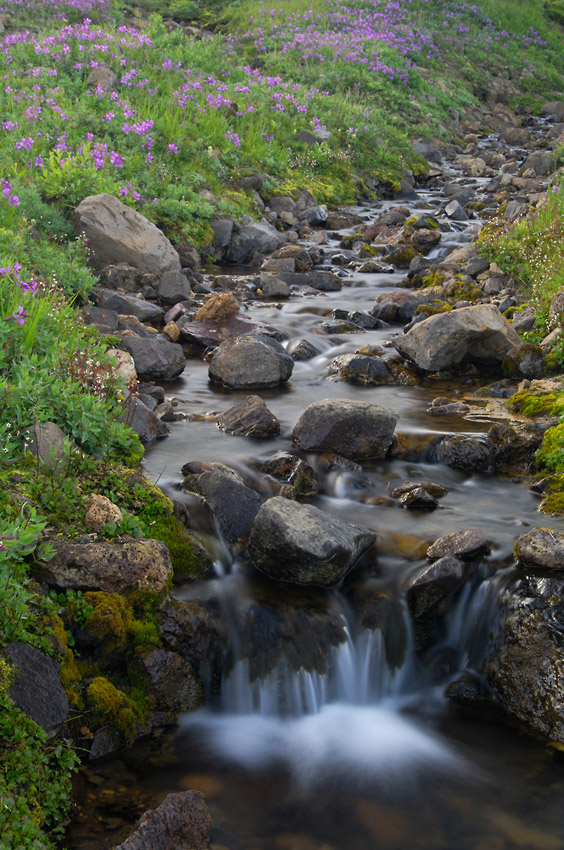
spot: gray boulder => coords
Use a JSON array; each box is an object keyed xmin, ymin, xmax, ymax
[
  {"xmin": 113, "ymin": 791, "xmax": 211, "ymax": 850},
  {"xmin": 120, "ymin": 336, "xmax": 185, "ymax": 382},
  {"xmin": 393, "ymin": 304, "xmax": 521, "ymax": 372},
  {"xmin": 514, "ymin": 527, "xmax": 564, "ymax": 571},
  {"xmin": 92, "ymin": 288, "xmax": 164, "ymax": 323},
  {"xmin": 226, "ymin": 220, "xmax": 286, "ymax": 264},
  {"xmin": 141, "ymin": 650, "xmax": 202, "ymax": 713},
  {"xmin": 435, "ymin": 434, "xmax": 492, "ymax": 471},
  {"xmin": 330, "ymin": 353, "xmax": 394, "ymax": 385},
  {"xmin": 208, "ymin": 334, "xmax": 293, "ymax": 389},
  {"xmin": 5, "ymin": 642, "xmax": 69, "ymax": 735},
  {"xmin": 183, "ymin": 471, "xmax": 263, "ymax": 543},
  {"xmin": 218, "ymin": 395, "xmax": 280, "ymax": 437},
  {"xmin": 406, "ymin": 556, "xmax": 467, "ymax": 618},
  {"xmin": 427, "ymin": 530, "xmax": 489, "ymax": 561},
  {"xmin": 121, "ymin": 395, "xmax": 169, "ymax": 443},
  {"xmin": 293, "ymin": 399, "xmax": 398, "ymax": 459},
  {"xmin": 249, "ymin": 496, "xmax": 375, "ymax": 586},
  {"xmin": 42, "ymin": 538, "xmax": 172, "ymax": 593},
  {"xmin": 74, "ymin": 193, "xmax": 181, "ymax": 275},
  {"xmin": 157, "ymin": 271, "xmax": 192, "ymax": 305}
]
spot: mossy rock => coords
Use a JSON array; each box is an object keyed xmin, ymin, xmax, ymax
[
  {"xmin": 149, "ymin": 516, "xmax": 213, "ymax": 582},
  {"xmin": 537, "ymin": 423, "xmax": 564, "ymax": 471},
  {"xmin": 50, "ymin": 614, "xmax": 83, "ymax": 708},
  {"xmin": 508, "ymin": 389, "xmax": 564, "ymax": 417},
  {"xmin": 86, "ymin": 676, "xmax": 136, "ymax": 741},
  {"xmin": 78, "ymin": 592, "xmax": 133, "ymax": 662},
  {"xmin": 415, "ymin": 300, "xmax": 452, "ymax": 317}
]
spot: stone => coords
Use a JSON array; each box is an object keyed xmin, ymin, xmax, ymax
[
  {"xmin": 98, "ymin": 263, "xmax": 156, "ymax": 294},
  {"xmin": 406, "ymin": 556, "xmax": 467, "ymax": 618},
  {"xmin": 330, "ymin": 353, "xmax": 394, "ymax": 385},
  {"xmin": 182, "ymin": 471, "xmax": 263, "ymax": 543},
  {"xmin": 393, "ymin": 304, "xmax": 521, "ymax": 372},
  {"xmin": 142, "ymin": 650, "xmax": 202, "ymax": 713},
  {"xmin": 259, "ymin": 274, "xmax": 291, "ymax": 298},
  {"xmin": 514, "ymin": 527, "xmax": 564, "ymax": 571},
  {"xmin": 113, "ymin": 791, "xmax": 211, "ymax": 850},
  {"xmin": 427, "ymin": 530, "xmax": 489, "ymax": 561},
  {"xmin": 371, "ymin": 289, "xmax": 438, "ymax": 323},
  {"xmin": 540, "ymin": 101, "xmax": 564, "ymax": 118},
  {"xmin": 121, "ymin": 395, "xmax": 170, "ymax": 442},
  {"xmin": 270, "ymin": 245, "xmax": 312, "ymax": 271},
  {"xmin": 91, "ymin": 288, "xmax": 165, "ymax": 323},
  {"xmin": 293, "ymin": 399, "xmax": 398, "ymax": 459},
  {"xmin": 24, "ymin": 421, "xmax": 70, "ymax": 467},
  {"xmin": 74, "ymin": 194, "xmax": 181, "ymax": 275},
  {"xmin": 522, "ymin": 150, "xmax": 557, "ymax": 176},
  {"xmin": 277, "ymin": 271, "xmax": 342, "ymax": 292},
  {"xmin": 435, "ymin": 434, "xmax": 492, "ymax": 471},
  {"xmin": 412, "ymin": 139, "xmax": 442, "ymax": 163},
  {"xmin": 298, "ymin": 205, "xmax": 328, "ymax": 226},
  {"xmin": 287, "ymin": 339, "xmax": 320, "ymax": 361},
  {"xmin": 210, "ymin": 217, "xmax": 234, "ymax": 250},
  {"xmin": 253, "ymin": 452, "xmax": 318, "ymax": 497},
  {"xmin": 179, "ymin": 314, "xmax": 275, "ymax": 349},
  {"xmin": 5, "ymin": 642, "xmax": 69, "ymax": 735},
  {"xmin": 87, "ymin": 66, "xmax": 118, "ymax": 91},
  {"xmin": 157, "ymin": 271, "xmax": 192, "ymax": 306},
  {"xmin": 502, "ymin": 343, "xmax": 545, "ymax": 380},
  {"xmin": 249, "ymin": 497, "xmax": 376, "ymax": 586},
  {"xmin": 84, "ymin": 495, "xmax": 123, "ymax": 533},
  {"xmin": 42, "ymin": 538, "xmax": 172, "ymax": 594},
  {"xmin": 83, "ymin": 305, "xmax": 119, "ymax": 329},
  {"xmin": 226, "ymin": 220, "xmax": 286, "ymax": 264},
  {"xmin": 162, "ymin": 321, "xmax": 180, "ymax": 343},
  {"xmin": 120, "ymin": 336, "xmax": 185, "ymax": 382},
  {"xmin": 268, "ymin": 195, "xmax": 297, "ymax": 215},
  {"xmin": 195, "ymin": 292, "xmax": 239, "ymax": 321},
  {"xmin": 444, "ymin": 199, "xmax": 468, "ymax": 221},
  {"xmin": 107, "ymin": 349, "xmax": 137, "ymax": 385},
  {"xmin": 208, "ymin": 333, "xmax": 293, "ymax": 389},
  {"xmin": 218, "ymin": 395, "xmax": 280, "ymax": 438}
]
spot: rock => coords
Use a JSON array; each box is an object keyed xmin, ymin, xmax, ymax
[
  {"xmin": 83, "ymin": 304, "xmax": 120, "ymax": 330},
  {"xmin": 98, "ymin": 263, "xmax": 157, "ymax": 294},
  {"xmin": 270, "ymin": 245, "xmax": 312, "ymax": 271},
  {"xmin": 142, "ymin": 650, "xmax": 202, "ymax": 713},
  {"xmin": 5, "ymin": 642, "xmax": 69, "ymax": 735},
  {"xmin": 175, "ymin": 240, "xmax": 201, "ymax": 270},
  {"xmin": 108, "ymin": 349, "xmax": 137, "ymax": 385},
  {"xmin": 511, "ymin": 307, "xmax": 536, "ymax": 332},
  {"xmin": 74, "ymin": 194, "xmax": 181, "ymax": 275},
  {"xmin": 260, "ymin": 274, "xmax": 291, "ymax": 298},
  {"xmin": 182, "ymin": 471, "xmax": 263, "ymax": 543},
  {"xmin": 85, "ymin": 495, "xmax": 123, "ymax": 532},
  {"xmin": 298, "ymin": 205, "xmax": 328, "ymax": 226},
  {"xmin": 24, "ymin": 421, "xmax": 70, "ymax": 467},
  {"xmin": 120, "ymin": 336, "xmax": 185, "ymax": 382},
  {"xmin": 391, "ymin": 480, "xmax": 449, "ymax": 499},
  {"xmin": 427, "ymin": 530, "xmax": 489, "ymax": 561},
  {"xmin": 157, "ymin": 271, "xmax": 192, "ymax": 305},
  {"xmin": 195, "ymin": 292, "xmax": 239, "ymax": 321},
  {"xmin": 113, "ymin": 791, "xmax": 211, "ymax": 850},
  {"xmin": 287, "ymin": 339, "xmax": 320, "ymax": 361},
  {"xmin": 121, "ymin": 395, "xmax": 170, "ymax": 442},
  {"xmin": 218, "ymin": 395, "xmax": 280, "ymax": 438},
  {"xmin": 210, "ymin": 217, "xmax": 234, "ymax": 251},
  {"xmin": 253, "ymin": 452, "xmax": 318, "ymax": 497},
  {"xmin": 159, "ymin": 597, "xmax": 228, "ymax": 676},
  {"xmin": 268, "ymin": 196, "xmax": 297, "ymax": 215},
  {"xmin": 479, "ymin": 573, "xmax": 564, "ymax": 743},
  {"xmin": 208, "ymin": 334, "xmax": 293, "ymax": 389},
  {"xmin": 444, "ymin": 199, "xmax": 468, "ymax": 221},
  {"xmin": 514, "ymin": 527, "xmax": 564, "ymax": 571},
  {"xmin": 293, "ymin": 399, "xmax": 398, "ymax": 459},
  {"xmin": 277, "ymin": 271, "xmax": 342, "ymax": 292},
  {"xmin": 91, "ymin": 288, "xmax": 165, "ymax": 323},
  {"xmin": 326, "ymin": 210, "xmax": 363, "ymax": 229},
  {"xmin": 87, "ymin": 66, "xmax": 118, "ymax": 91},
  {"xmin": 435, "ymin": 434, "xmax": 492, "ymax": 471},
  {"xmin": 412, "ymin": 139, "xmax": 442, "ymax": 163},
  {"xmin": 179, "ymin": 314, "xmax": 274, "ymax": 349},
  {"xmin": 393, "ymin": 304, "xmax": 522, "ymax": 372},
  {"xmin": 226, "ymin": 220, "xmax": 286, "ymax": 264},
  {"xmin": 330, "ymin": 353, "xmax": 394, "ymax": 385},
  {"xmin": 42, "ymin": 538, "xmax": 172, "ymax": 593},
  {"xmin": 371, "ymin": 289, "xmax": 438, "ymax": 323},
  {"xmin": 540, "ymin": 101, "xmax": 564, "ymax": 118},
  {"xmin": 522, "ymin": 150, "xmax": 557, "ymax": 176},
  {"xmin": 249, "ymin": 497, "xmax": 375, "ymax": 586},
  {"xmin": 502, "ymin": 343, "xmax": 545, "ymax": 380},
  {"xmin": 162, "ymin": 321, "xmax": 180, "ymax": 343},
  {"xmin": 406, "ymin": 556, "xmax": 468, "ymax": 617}
]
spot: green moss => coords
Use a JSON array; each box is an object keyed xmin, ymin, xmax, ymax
[
  {"xmin": 82, "ymin": 592, "xmax": 132, "ymax": 657},
  {"xmin": 50, "ymin": 614, "xmax": 83, "ymax": 708},
  {"xmin": 148, "ymin": 516, "xmax": 208, "ymax": 581},
  {"xmin": 421, "ymin": 270, "xmax": 446, "ymax": 288},
  {"xmin": 537, "ymin": 423, "xmax": 564, "ymax": 471},
  {"xmin": 508, "ymin": 389, "xmax": 564, "ymax": 417},
  {"xmin": 86, "ymin": 676, "xmax": 136, "ymax": 742},
  {"xmin": 415, "ymin": 300, "xmax": 452, "ymax": 317}
]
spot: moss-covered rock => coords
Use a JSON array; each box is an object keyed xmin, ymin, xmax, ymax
[{"xmin": 86, "ymin": 676, "xmax": 136, "ymax": 742}]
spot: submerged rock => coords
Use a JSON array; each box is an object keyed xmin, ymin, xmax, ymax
[
  {"xmin": 393, "ymin": 304, "xmax": 521, "ymax": 372},
  {"xmin": 293, "ymin": 399, "xmax": 398, "ymax": 459},
  {"xmin": 249, "ymin": 496, "xmax": 376, "ymax": 586}
]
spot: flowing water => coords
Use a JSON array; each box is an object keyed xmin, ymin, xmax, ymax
[{"xmin": 67, "ymin": 130, "xmax": 564, "ymax": 850}]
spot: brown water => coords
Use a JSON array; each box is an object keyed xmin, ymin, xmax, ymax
[{"xmin": 67, "ymin": 135, "xmax": 564, "ymax": 850}]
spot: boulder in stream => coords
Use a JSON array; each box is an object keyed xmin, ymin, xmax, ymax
[
  {"xmin": 218, "ymin": 395, "xmax": 280, "ymax": 438},
  {"xmin": 249, "ymin": 496, "xmax": 376, "ymax": 586},
  {"xmin": 513, "ymin": 527, "xmax": 564, "ymax": 571},
  {"xmin": 113, "ymin": 790, "xmax": 211, "ymax": 850},
  {"xmin": 182, "ymin": 470, "xmax": 263, "ymax": 543},
  {"xmin": 208, "ymin": 333, "xmax": 293, "ymax": 389},
  {"xmin": 293, "ymin": 399, "xmax": 398, "ymax": 459},
  {"xmin": 393, "ymin": 304, "xmax": 521, "ymax": 372}
]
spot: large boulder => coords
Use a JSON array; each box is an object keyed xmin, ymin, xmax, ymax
[
  {"xmin": 479, "ymin": 574, "xmax": 564, "ymax": 744},
  {"xmin": 393, "ymin": 304, "xmax": 521, "ymax": 372},
  {"xmin": 5, "ymin": 642, "xmax": 69, "ymax": 735},
  {"xmin": 182, "ymin": 470, "xmax": 263, "ymax": 543},
  {"xmin": 91, "ymin": 288, "xmax": 165, "ymax": 323},
  {"xmin": 249, "ymin": 496, "xmax": 376, "ymax": 586},
  {"xmin": 113, "ymin": 791, "xmax": 211, "ymax": 850},
  {"xmin": 208, "ymin": 334, "xmax": 293, "ymax": 389},
  {"xmin": 141, "ymin": 650, "xmax": 202, "ymax": 713},
  {"xmin": 513, "ymin": 527, "xmax": 564, "ymax": 571},
  {"xmin": 41, "ymin": 538, "xmax": 172, "ymax": 594},
  {"xmin": 120, "ymin": 336, "xmax": 185, "ymax": 382},
  {"xmin": 226, "ymin": 219, "xmax": 286, "ymax": 264},
  {"xmin": 293, "ymin": 399, "xmax": 398, "ymax": 459},
  {"xmin": 74, "ymin": 194, "xmax": 181, "ymax": 275}
]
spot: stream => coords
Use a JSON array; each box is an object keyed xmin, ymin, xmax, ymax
[{"xmin": 67, "ymin": 124, "xmax": 564, "ymax": 850}]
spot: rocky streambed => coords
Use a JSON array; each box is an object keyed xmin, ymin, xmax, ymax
[{"xmin": 56, "ymin": 99, "xmax": 564, "ymax": 850}]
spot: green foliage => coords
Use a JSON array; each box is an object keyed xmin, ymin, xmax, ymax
[
  {"xmin": 537, "ymin": 423, "xmax": 564, "ymax": 471},
  {"xmin": 0, "ymin": 660, "xmax": 79, "ymax": 850}
]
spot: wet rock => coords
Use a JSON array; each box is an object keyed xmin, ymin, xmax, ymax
[
  {"xmin": 260, "ymin": 273, "xmax": 291, "ymax": 298},
  {"xmin": 182, "ymin": 470, "xmax": 263, "ymax": 543},
  {"xmin": 271, "ymin": 245, "xmax": 312, "ymax": 271},
  {"xmin": 249, "ymin": 497, "xmax": 375, "ymax": 586},
  {"xmin": 253, "ymin": 452, "xmax": 318, "ymax": 498},
  {"xmin": 210, "ymin": 217, "xmax": 234, "ymax": 252},
  {"xmin": 514, "ymin": 527, "xmax": 564, "ymax": 571},
  {"xmin": 121, "ymin": 394, "xmax": 170, "ymax": 442},
  {"xmin": 287, "ymin": 338, "xmax": 321, "ymax": 361},
  {"xmin": 444, "ymin": 199, "xmax": 468, "ymax": 221},
  {"xmin": 157, "ymin": 271, "xmax": 192, "ymax": 306},
  {"xmin": 330, "ymin": 353, "xmax": 394, "ymax": 385},
  {"xmin": 480, "ymin": 574, "xmax": 564, "ymax": 744},
  {"xmin": 218, "ymin": 395, "xmax": 280, "ymax": 438},
  {"xmin": 406, "ymin": 556, "xmax": 468, "ymax": 617},
  {"xmin": 113, "ymin": 791, "xmax": 211, "ymax": 850},
  {"xmin": 85, "ymin": 495, "xmax": 123, "ymax": 533},
  {"xmin": 427, "ymin": 398, "xmax": 469, "ymax": 415},
  {"xmin": 427, "ymin": 530, "xmax": 489, "ymax": 561},
  {"xmin": 5, "ymin": 642, "xmax": 69, "ymax": 735},
  {"xmin": 226, "ymin": 219, "xmax": 286, "ymax": 264},
  {"xmin": 371, "ymin": 290, "xmax": 439, "ymax": 324},
  {"xmin": 142, "ymin": 650, "xmax": 202, "ymax": 713},
  {"xmin": 91, "ymin": 288, "xmax": 165, "ymax": 324},
  {"xmin": 391, "ymin": 480, "xmax": 449, "ymax": 499},
  {"xmin": 42, "ymin": 538, "xmax": 172, "ymax": 593},
  {"xmin": 74, "ymin": 194, "xmax": 181, "ymax": 275},
  {"xmin": 120, "ymin": 336, "xmax": 185, "ymax": 382},
  {"xmin": 208, "ymin": 334, "xmax": 293, "ymax": 389},
  {"xmin": 277, "ymin": 271, "xmax": 342, "ymax": 292},
  {"xmin": 435, "ymin": 434, "xmax": 492, "ymax": 471},
  {"xmin": 293, "ymin": 399, "xmax": 398, "ymax": 459},
  {"xmin": 391, "ymin": 480, "xmax": 448, "ymax": 510},
  {"xmin": 393, "ymin": 304, "xmax": 521, "ymax": 372},
  {"xmin": 159, "ymin": 597, "xmax": 228, "ymax": 677},
  {"xmin": 195, "ymin": 292, "xmax": 239, "ymax": 321},
  {"xmin": 178, "ymin": 314, "xmax": 274, "ymax": 349},
  {"xmin": 298, "ymin": 205, "xmax": 328, "ymax": 226}
]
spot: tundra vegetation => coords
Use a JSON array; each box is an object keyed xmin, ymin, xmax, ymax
[{"xmin": 1, "ymin": 0, "xmax": 564, "ymax": 846}]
